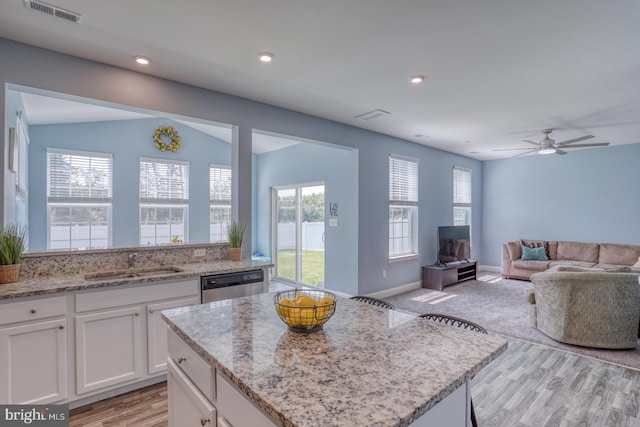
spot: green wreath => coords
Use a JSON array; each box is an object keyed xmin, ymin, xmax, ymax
[{"xmin": 153, "ymin": 125, "xmax": 181, "ymax": 152}]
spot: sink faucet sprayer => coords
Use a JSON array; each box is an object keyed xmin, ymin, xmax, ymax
[{"xmin": 128, "ymin": 252, "xmax": 139, "ymax": 270}]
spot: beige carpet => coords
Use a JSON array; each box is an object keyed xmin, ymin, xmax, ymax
[{"xmin": 385, "ymin": 272, "xmax": 640, "ymax": 371}]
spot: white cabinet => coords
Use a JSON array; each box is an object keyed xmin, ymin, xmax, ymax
[
  {"xmin": 0, "ymin": 296, "xmax": 67, "ymax": 404},
  {"xmin": 74, "ymin": 278, "xmax": 199, "ymax": 396},
  {"xmin": 216, "ymin": 372, "xmax": 278, "ymax": 427},
  {"xmin": 147, "ymin": 296, "xmax": 199, "ymax": 374},
  {"xmin": 167, "ymin": 358, "xmax": 216, "ymax": 427},
  {"xmin": 75, "ymin": 306, "xmax": 143, "ymax": 394},
  {"xmin": 168, "ymin": 329, "xmax": 277, "ymax": 427}
]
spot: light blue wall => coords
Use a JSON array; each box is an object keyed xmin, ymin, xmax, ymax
[
  {"xmin": 481, "ymin": 143, "xmax": 640, "ymax": 267},
  {"xmin": 1, "ymin": 38, "xmax": 482, "ymax": 295},
  {"xmin": 3, "ymin": 88, "xmax": 27, "ymax": 226},
  {"xmin": 28, "ymin": 118, "xmax": 230, "ymax": 251},
  {"xmin": 254, "ymin": 141, "xmax": 359, "ymax": 295}
]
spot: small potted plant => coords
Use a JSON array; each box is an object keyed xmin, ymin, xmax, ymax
[
  {"xmin": 227, "ymin": 221, "xmax": 246, "ymax": 261},
  {"xmin": 0, "ymin": 224, "xmax": 27, "ymax": 284}
]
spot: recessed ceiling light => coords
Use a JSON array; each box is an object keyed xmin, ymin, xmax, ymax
[
  {"xmin": 258, "ymin": 52, "xmax": 274, "ymax": 62},
  {"xmin": 134, "ymin": 55, "xmax": 151, "ymax": 65},
  {"xmin": 410, "ymin": 75, "xmax": 424, "ymax": 84}
]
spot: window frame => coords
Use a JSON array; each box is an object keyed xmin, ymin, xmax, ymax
[
  {"xmin": 453, "ymin": 166, "xmax": 472, "ymax": 227},
  {"xmin": 139, "ymin": 157, "xmax": 190, "ymax": 245},
  {"xmin": 388, "ymin": 154, "xmax": 419, "ymax": 260},
  {"xmin": 46, "ymin": 148, "xmax": 113, "ymax": 250},
  {"xmin": 209, "ymin": 164, "xmax": 232, "ymax": 243}
]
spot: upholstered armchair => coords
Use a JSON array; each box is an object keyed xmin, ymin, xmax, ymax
[{"xmin": 529, "ymin": 270, "xmax": 640, "ymax": 349}]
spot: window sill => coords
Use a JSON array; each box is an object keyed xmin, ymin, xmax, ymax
[{"xmin": 388, "ymin": 254, "xmax": 421, "ymax": 263}]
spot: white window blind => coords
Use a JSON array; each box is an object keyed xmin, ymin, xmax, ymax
[
  {"xmin": 46, "ymin": 149, "xmax": 112, "ymax": 250},
  {"xmin": 389, "ymin": 154, "xmax": 419, "ymax": 257},
  {"xmin": 453, "ymin": 167, "xmax": 472, "ymax": 227},
  {"xmin": 389, "ymin": 155, "xmax": 418, "ymax": 205},
  {"xmin": 210, "ymin": 165, "xmax": 232, "ymax": 243},
  {"xmin": 453, "ymin": 167, "xmax": 472, "ymax": 205},
  {"xmin": 210, "ymin": 165, "xmax": 232, "ymax": 204},
  {"xmin": 47, "ymin": 149, "xmax": 113, "ymax": 203},
  {"xmin": 139, "ymin": 158, "xmax": 189, "ymax": 203}
]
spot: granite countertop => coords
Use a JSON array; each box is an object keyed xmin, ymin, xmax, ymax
[
  {"xmin": 0, "ymin": 260, "xmax": 271, "ymax": 300},
  {"xmin": 162, "ymin": 293, "xmax": 508, "ymax": 427}
]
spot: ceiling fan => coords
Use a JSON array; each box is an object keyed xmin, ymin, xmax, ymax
[{"xmin": 494, "ymin": 129, "xmax": 610, "ymax": 157}]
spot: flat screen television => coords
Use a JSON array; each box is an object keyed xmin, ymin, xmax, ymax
[{"xmin": 437, "ymin": 225, "xmax": 470, "ymax": 264}]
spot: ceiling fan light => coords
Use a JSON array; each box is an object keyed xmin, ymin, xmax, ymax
[{"xmin": 539, "ymin": 147, "xmax": 556, "ymax": 155}]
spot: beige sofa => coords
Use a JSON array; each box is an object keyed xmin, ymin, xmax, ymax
[
  {"xmin": 528, "ymin": 269, "xmax": 640, "ymax": 349},
  {"xmin": 502, "ymin": 240, "xmax": 640, "ymax": 280}
]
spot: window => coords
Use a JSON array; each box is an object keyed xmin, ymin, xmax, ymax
[
  {"xmin": 453, "ymin": 167, "xmax": 472, "ymax": 226},
  {"xmin": 210, "ymin": 165, "xmax": 231, "ymax": 242},
  {"xmin": 139, "ymin": 158, "xmax": 189, "ymax": 245},
  {"xmin": 389, "ymin": 155, "xmax": 419, "ymax": 258},
  {"xmin": 47, "ymin": 149, "xmax": 112, "ymax": 250}
]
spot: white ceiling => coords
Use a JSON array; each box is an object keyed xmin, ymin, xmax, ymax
[{"xmin": 2, "ymin": 0, "xmax": 640, "ymax": 160}]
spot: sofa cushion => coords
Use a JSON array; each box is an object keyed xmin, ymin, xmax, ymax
[
  {"xmin": 549, "ymin": 260, "xmax": 597, "ymax": 269},
  {"xmin": 556, "ymin": 241, "xmax": 599, "ymax": 263},
  {"xmin": 513, "ymin": 260, "xmax": 550, "ymax": 271},
  {"xmin": 521, "ymin": 239, "xmax": 550, "ymax": 259},
  {"xmin": 521, "ymin": 245, "xmax": 548, "ymax": 261},
  {"xmin": 598, "ymin": 243, "xmax": 640, "ymax": 266}
]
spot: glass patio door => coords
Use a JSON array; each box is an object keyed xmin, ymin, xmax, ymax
[{"xmin": 273, "ymin": 184, "xmax": 325, "ymax": 287}]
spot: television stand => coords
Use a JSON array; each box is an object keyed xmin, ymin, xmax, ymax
[{"xmin": 422, "ymin": 260, "xmax": 477, "ymax": 291}]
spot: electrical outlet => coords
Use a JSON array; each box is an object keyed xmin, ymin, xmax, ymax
[
  {"xmin": 194, "ymin": 248, "xmax": 206, "ymax": 257},
  {"xmin": 383, "ymin": 269, "xmax": 387, "ymax": 278}
]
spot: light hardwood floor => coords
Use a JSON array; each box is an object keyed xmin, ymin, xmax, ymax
[{"xmin": 69, "ymin": 383, "xmax": 168, "ymax": 427}]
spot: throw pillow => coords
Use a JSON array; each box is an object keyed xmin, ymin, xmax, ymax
[
  {"xmin": 521, "ymin": 239, "xmax": 550, "ymax": 259},
  {"xmin": 521, "ymin": 245, "xmax": 548, "ymax": 261},
  {"xmin": 634, "ymin": 256, "xmax": 640, "ymax": 269}
]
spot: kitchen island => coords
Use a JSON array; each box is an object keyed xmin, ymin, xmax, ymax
[{"xmin": 162, "ymin": 292, "xmax": 507, "ymax": 427}]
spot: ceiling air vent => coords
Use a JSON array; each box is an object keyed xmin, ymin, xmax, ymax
[
  {"xmin": 24, "ymin": 0, "xmax": 82, "ymax": 23},
  {"xmin": 354, "ymin": 109, "xmax": 390, "ymax": 121}
]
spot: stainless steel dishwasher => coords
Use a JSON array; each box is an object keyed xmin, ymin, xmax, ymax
[{"xmin": 200, "ymin": 269, "xmax": 265, "ymax": 303}]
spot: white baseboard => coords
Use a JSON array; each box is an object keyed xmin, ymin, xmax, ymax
[
  {"xmin": 367, "ymin": 281, "xmax": 422, "ymax": 299},
  {"xmin": 479, "ymin": 265, "xmax": 501, "ymax": 273}
]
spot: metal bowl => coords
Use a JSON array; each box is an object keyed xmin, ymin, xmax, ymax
[{"xmin": 273, "ymin": 289, "xmax": 337, "ymax": 333}]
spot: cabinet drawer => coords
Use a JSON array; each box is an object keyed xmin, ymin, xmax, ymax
[
  {"xmin": 75, "ymin": 279, "xmax": 198, "ymax": 312},
  {"xmin": 168, "ymin": 329, "xmax": 215, "ymax": 401},
  {"xmin": 167, "ymin": 358, "xmax": 216, "ymax": 427},
  {"xmin": 0, "ymin": 296, "xmax": 66, "ymax": 325}
]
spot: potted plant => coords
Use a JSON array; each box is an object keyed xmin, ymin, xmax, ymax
[
  {"xmin": 227, "ymin": 221, "xmax": 246, "ymax": 261},
  {"xmin": 0, "ymin": 224, "xmax": 27, "ymax": 284}
]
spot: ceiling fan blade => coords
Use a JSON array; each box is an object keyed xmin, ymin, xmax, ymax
[
  {"xmin": 556, "ymin": 135, "xmax": 594, "ymax": 146},
  {"xmin": 560, "ymin": 142, "xmax": 610, "ymax": 148},
  {"xmin": 492, "ymin": 147, "xmax": 539, "ymax": 151},
  {"xmin": 522, "ymin": 140, "xmax": 540, "ymax": 146},
  {"xmin": 511, "ymin": 149, "xmax": 538, "ymax": 158},
  {"xmin": 555, "ymin": 149, "xmax": 568, "ymax": 155}
]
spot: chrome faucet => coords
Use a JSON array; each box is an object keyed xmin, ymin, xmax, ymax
[{"xmin": 128, "ymin": 252, "xmax": 139, "ymax": 270}]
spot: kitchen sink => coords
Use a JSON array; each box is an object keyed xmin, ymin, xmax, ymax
[{"xmin": 84, "ymin": 266, "xmax": 184, "ymax": 281}]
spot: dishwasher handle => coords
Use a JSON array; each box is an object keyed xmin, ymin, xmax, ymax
[{"xmin": 201, "ymin": 270, "xmax": 264, "ymax": 290}]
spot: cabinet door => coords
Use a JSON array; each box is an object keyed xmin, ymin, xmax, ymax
[
  {"xmin": 217, "ymin": 372, "xmax": 278, "ymax": 427},
  {"xmin": 75, "ymin": 306, "xmax": 143, "ymax": 394},
  {"xmin": 167, "ymin": 358, "xmax": 216, "ymax": 427},
  {"xmin": 147, "ymin": 296, "xmax": 200, "ymax": 374},
  {"xmin": 0, "ymin": 318, "xmax": 67, "ymax": 404}
]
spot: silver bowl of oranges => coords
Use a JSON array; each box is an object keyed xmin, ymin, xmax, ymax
[{"xmin": 274, "ymin": 289, "xmax": 337, "ymax": 333}]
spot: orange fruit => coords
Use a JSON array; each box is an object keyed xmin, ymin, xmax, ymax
[{"xmin": 294, "ymin": 295, "xmax": 317, "ymax": 307}]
